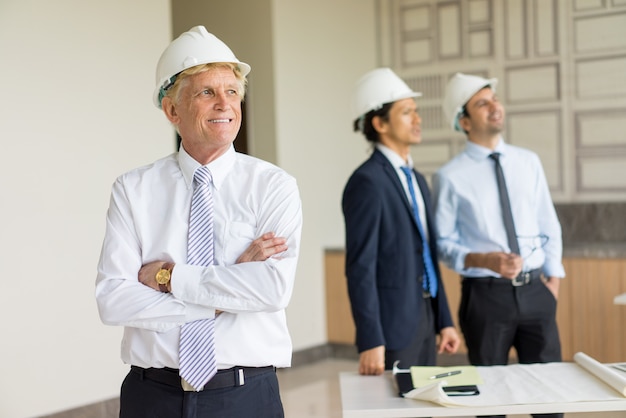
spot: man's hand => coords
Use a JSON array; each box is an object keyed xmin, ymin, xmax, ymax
[
  {"xmin": 236, "ymin": 232, "xmax": 287, "ymax": 263},
  {"xmin": 358, "ymin": 345, "xmax": 385, "ymax": 376},
  {"xmin": 465, "ymin": 251, "xmax": 523, "ymax": 279},
  {"xmin": 437, "ymin": 326, "xmax": 461, "ymax": 354},
  {"xmin": 138, "ymin": 260, "xmax": 165, "ymax": 291},
  {"xmin": 543, "ymin": 276, "xmax": 560, "ymax": 299}
]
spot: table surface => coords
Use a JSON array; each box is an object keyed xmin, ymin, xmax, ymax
[{"xmin": 340, "ymin": 370, "xmax": 626, "ymax": 418}]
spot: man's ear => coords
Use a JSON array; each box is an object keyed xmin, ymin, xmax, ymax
[
  {"xmin": 371, "ymin": 115, "xmax": 387, "ymax": 134},
  {"xmin": 161, "ymin": 97, "xmax": 179, "ymax": 125},
  {"xmin": 459, "ymin": 114, "xmax": 471, "ymax": 132}
]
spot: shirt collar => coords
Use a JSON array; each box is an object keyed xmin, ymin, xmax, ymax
[
  {"xmin": 465, "ymin": 136, "xmax": 506, "ymax": 161},
  {"xmin": 177, "ymin": 144, "xmax": 236, "ymax": 190},
  {"xmin": 376, "ymin": 143, "xmax": 414, "ymax": 169}
]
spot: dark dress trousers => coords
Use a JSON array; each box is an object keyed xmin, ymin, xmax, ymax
[{"xmin": 342, "ymin": 149, "xmax": 454, "ymax": 358}]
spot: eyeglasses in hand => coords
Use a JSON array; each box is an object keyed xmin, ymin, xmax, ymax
[{"xmin": 516, "ymin": 234, "xmax": 549, "ymax": 260}]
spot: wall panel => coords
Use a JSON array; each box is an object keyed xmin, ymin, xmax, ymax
[
  {"xmin": 507, "ymin": 110, "xmax": 563, "ymax": 191},
  {"xmin": 378, "ymin": 0, "xmax": 626, "ymax": 201}
]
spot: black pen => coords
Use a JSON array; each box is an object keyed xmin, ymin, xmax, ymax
[{"xmin": 429, "ymin": 370, "xmax": 462, "ymax": 380}]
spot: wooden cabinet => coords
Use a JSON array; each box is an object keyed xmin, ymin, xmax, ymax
[
  {"xmin": 325, "ymin": 250, "xmax": 355, "ymax": 345},
  {"xmin": 325, "ymin": 250, "xmax": 626, "ymax": 363}
]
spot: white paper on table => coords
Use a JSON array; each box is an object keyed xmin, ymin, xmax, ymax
[
  {"xmin": 401, "ymin": 352, "xmax": 626, "ymax": 407},
  {"xmin": 393, "ymin": 362, "xmax": 468, "ymax": 406},
  {"xmin": 402, "ymin": 380, "xmax": 468, "ymax": 407}
]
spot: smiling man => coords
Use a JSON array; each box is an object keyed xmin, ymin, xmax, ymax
[
  {"xmin": 342, "ymin": 68, "xmax": 460, "ymax": 376},
  {"xmin": 95, "ymin": 26, "xmax": 302, "ymax": 417},
  {"xmin": 432, "ymin": 73, "xmax": 565, "ymax": 418}
]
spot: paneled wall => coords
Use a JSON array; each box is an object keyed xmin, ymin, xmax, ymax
[
  {"xmin": 376, "ymin": 0, "xmax": 626, "ymax": 202},
  {"xmin": 325, "ymin": 249, "xmax": 626, "ymax": 363}
]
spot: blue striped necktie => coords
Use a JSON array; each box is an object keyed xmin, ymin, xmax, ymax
[
  {"xmin": 400, "ymin": 166, "xmax": 438, "ymax": 297},
  {"xmin": 179, "ymin": 166, "xmax": 217, "ymax": 391}
]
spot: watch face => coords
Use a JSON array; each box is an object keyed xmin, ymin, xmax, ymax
[{"xmin": 155, "ymin": 269, "xmax": 171, "ymax": 285}]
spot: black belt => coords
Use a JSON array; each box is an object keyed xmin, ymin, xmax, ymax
[
  {"xmin": 131, "ymin": 365, "xmax": 275, "ymax": 391},
  {"xmin": 463, "ymin": 268, "xmax": 542, "ymax": 287}
]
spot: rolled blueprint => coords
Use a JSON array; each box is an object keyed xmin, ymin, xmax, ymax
[{"xmin": 574, "ymin": 352, "xmax": 626, "ymax": 396}]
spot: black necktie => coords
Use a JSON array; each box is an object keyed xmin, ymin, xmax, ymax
[{"xmin": 489, "ymin": 153, "xmax": 520, "ymax": 254}]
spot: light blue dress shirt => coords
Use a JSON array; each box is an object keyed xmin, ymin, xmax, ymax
[{"xmin": 432, "ymin": 138, "xmax": 565, "ymax": 279}]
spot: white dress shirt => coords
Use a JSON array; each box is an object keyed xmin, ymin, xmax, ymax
[
  {"xmin": 432, "ymin": 138, "xmax": 565, "ymax": 278},
  {"xmin": 96, "ymin": 144, "xmax": 302, "ymax": 370},
  {"xmin": 376, "ymin": 144, "xmax": 430, "ymax": 241}
]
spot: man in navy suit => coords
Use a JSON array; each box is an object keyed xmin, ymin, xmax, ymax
[{"xmin": 342, "ymin": 68, "xmax": 460, "ymax": 375}]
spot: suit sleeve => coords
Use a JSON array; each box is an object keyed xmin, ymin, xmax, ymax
[{"xmin": 342, "ymin": 172, "xmax": 386, "ymax": 352}]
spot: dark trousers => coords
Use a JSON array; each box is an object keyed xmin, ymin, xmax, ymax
[
  {"xmin": 385, "ymin": 295, "xmax": 437, "ymax": 370},
  {"xmin": 459, "ymin": 277, "xmax": 562, "ymax": 418},
  {"xmin": 119, "ymin": 367, "xmax": 284, "ymax": 418}
]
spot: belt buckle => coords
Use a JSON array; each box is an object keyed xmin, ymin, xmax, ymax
[
  {"xmin": 181, "ymin": 378, "xmax": 196, "ymax": 392},
  {"xmin": 512, "ymin": 272, "xmax": 530, "ymax": 287}
]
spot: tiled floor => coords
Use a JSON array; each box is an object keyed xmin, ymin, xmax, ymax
[
  {"xmin": 278, "ymin": 358, "xmax": 355, "ymax": 418},
  {"xmin": 277, "ymin": 358, "xmax": 626, "ymax": 418}
]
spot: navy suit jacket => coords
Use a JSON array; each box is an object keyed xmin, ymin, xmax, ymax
[{"xmin": 342, "ymin": 149, "xmax": 454, "ymax": 352}]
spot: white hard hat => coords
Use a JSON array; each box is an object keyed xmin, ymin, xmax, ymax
[
  {"xmin": 153, "ymin": 25, "xmax": 251, "ymax": 108},
  {"xmin": 352, "ymin": 68, "xmax": 422, "ymax": 121},
  {"xmin": 442, "ymin": 72, "xmax": 498, "ymax": 132}
]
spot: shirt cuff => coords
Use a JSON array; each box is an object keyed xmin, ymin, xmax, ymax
[
  {"xmin": 171, "ymin": 263, "xmax": 216, "ymax": 320},
  {"xmin": 542, "ymin": 262, "xmax": 566, "ymax": 279}
]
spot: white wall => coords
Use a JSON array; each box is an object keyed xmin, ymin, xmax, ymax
[
  {"xmin": 271, "ymin": 0, "xmax": 378, "ymax": 349},
  {"xmin": 0, "ymin": 1, "xmax": 172, "ymax": 417}
]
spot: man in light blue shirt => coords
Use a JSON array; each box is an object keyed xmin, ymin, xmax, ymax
[{"xmin": 432, "ymin": 73, "xmax": 564, "ymax": 418}]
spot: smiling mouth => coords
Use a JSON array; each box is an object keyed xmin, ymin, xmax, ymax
[
  {"xmin": 208, "ymin": 119, "xmax": 231, "ymax": 123},
  {"xmin": 489, "ymin": 113, "xmax": 503, "ymax": 122}
]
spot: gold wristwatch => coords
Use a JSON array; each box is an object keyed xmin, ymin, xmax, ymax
[{"xmin": 155, "ymin": 262, "xmax": 174, "ymax": 293}]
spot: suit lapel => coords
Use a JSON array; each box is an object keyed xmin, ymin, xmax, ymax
[
  {"xmin": 372, "ymin": 149, "xmax": 421, "ymax": 232},
  {"xmin": 415, "ymin": 172, "xmax": 435, "ymax": 239}
]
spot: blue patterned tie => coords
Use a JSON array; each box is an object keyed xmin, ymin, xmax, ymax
[
  {"xmin": 400, "ymin": 166, "xmax": 438, "ymax": 297},
  {"xmin": 179, "ymin": 166, "xmax": 217, "ymax": 391}
]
